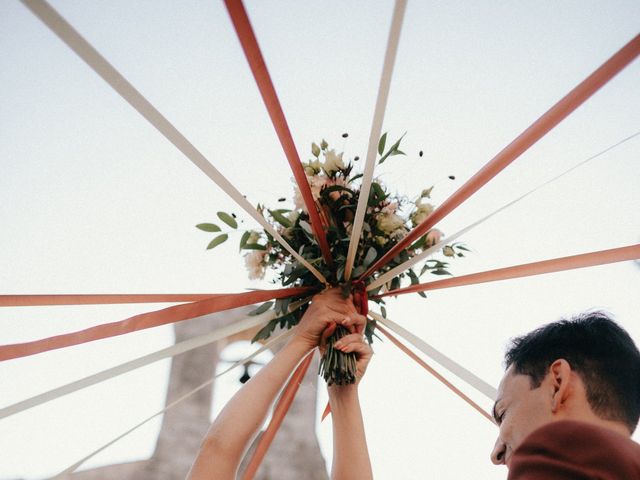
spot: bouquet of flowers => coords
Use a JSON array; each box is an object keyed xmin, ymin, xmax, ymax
[{"xmin": 197, "ymin": 134, "xmax": 467, "ymax": 385}]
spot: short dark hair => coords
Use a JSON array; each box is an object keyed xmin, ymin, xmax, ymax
[{"xmin": 505, "ymin": 311, "xmax": 640, "ymax": 432}]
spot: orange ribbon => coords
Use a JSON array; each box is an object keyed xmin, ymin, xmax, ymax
[
  {"xmin": 0, "ymin": 287, "xmax": 311, "ymax": 361},
  {"xmin": 241, "ymin": 351, "xmax": 314, "ymax": 479},
  {"xmin": 376, "ymin": 244, "xmax": 640, "ymax": 298},
  {"xmin": 0, "ymin": 294, "xmax": 226, "ymax": 307},
  {"xmin": 223, "ymin": 0, "xmax": 333, "ymax": 267},
  {"xmin": 361, "ymin": 34, "xmax": 640, "ymax": 280}
]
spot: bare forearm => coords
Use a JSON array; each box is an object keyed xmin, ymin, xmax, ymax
[
  {"xmin": 187, "ymin": 338, "xmax": 311, "ymax": 479},
  {"xmin": 329, "ymin": 386, "xmax": 373, "ymax": 480}
]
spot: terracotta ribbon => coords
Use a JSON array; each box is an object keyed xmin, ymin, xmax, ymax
[
  {"xmin": 224, "ymin": 0, "xmax": 333, "ymax": 267},
  {"xmin": 0, "ymin": 287, "xmax": 311, "ymax": 361},
  {"xmin": 241, "ymin": 350, "xmax": 315, "ymax": 480},
  {"xmin": 377, "ymin": 244, "xmax": 640, "ymax": 298},
  {"xmin": 377, "ymin": 324, "xmax": 494, "ymax": 423},
  {"xmin": 0, "ymin": 294, "xmax": 225, "ymax": 307},
  {"xmin": 361, "ymin": 33, "xmax": 640, "ymax": 280}
]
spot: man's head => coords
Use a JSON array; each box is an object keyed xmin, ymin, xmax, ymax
[{"xmin": 490, "ymin": 311, "xmax": 640, "ymax": 466}]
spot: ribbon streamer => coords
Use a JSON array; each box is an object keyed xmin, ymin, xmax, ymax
[
  {"xmin": 376, "ymin": 323, "xmax": 494, "ymax": 423},
  {"xmin": 224, "ymin": 0, "xmax": 333, "ymax": 267},
  {"xmin": 344, "ymin": 0, "xmax": 407, "ymax": 280},
  {"xmin": 0, "ymin": 294, "xmax": 225, "ymax": 307},
  {"xmin": 0, "ymin": 286, "xmax": 311, "ymax": 361},
  {"xmin": 377, "ymin": 244, "xmax": 640, "ymax": 298},
  {"xmin": 241, "ymin": 350, "xmax": 315, "ymax": 480},
  {"xmin": 0, "ymin": 299, "xmax": 310, "ymax": 419},
  {"xmin": 49, "ymin": 328, "xmax": 295, "ymax": 479},
  {"xmin": 370, "ymin": 311, "xmax": 497, "ymax": 400},
  {"xmin": 361, "ymin": 33, "xmax": 640, "ymax": 280},
  {"xmin": 367, "ymin": 130, "xmax": 640, "ymax": 291},
  {"xmin": 21, "ymin": 0, "xmax": 326, "ymax": 284}
]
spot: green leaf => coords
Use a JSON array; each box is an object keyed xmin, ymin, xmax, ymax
[
  {"xmin": 239, "ymin": 231, "xmax": 250, "ymax": 250},
  {"xmin": 217, "ymin": 212, "xmax": 238, "ymax": 229},
  {"xmin": 242, "ymin": 243, "xmax": 267, "ymax": 251},
  {"xmin": 456, "ymin": 245, "xmax": 471, "ymax": 252},
  {"xmin": 362, "ymin": 246, "xmax": 377, "ymax": 268},
  {"xmin": 196, "ymin": 223, "xmax": 221, "ymax": 232},
  {"xmin": 249, "ymin": 301, "xmax": 274, "ymax": 316},
  {"xmin": 381, "ymin": 306, "xmax": 387, "ymax": 318},
  {"xmin": 417, "ymin": 291, "xmax": 427, "ymax": 298},
  {"xmin": 431, "ymin": 269, "xmax": 451, "ymax": 276},
  {"xmin": 378, "ymin": 132, "xmax": 387, "ymax": 155},
  {"xmin": 299, "ymin": 220, "xmax": 313, "ymax": 235},
  {"xmin": 252, "ymin": 318, "xmax": 279, "ymax": 342},
  {"xmin": 206, "ymin": 233, "xmax": 228, "ymax": 250},
  {"xmin": 407, "ymin": 268, "xmax": 420, "ymax": 285},
  {"xmin": 269, "ymin": 210, "xmax": 292, "ymax": 228},
  {"xmin": 349, "ymin": 173, "xmax": 364, "ymax": 183}
]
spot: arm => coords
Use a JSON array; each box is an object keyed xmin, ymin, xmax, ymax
[
  {"xmin": 187, "ymin": 288, "xmax": 359, "ymax": 480},
  {"xmin": 328, "ymin": 333, "xmax": 374, "ymax": 480}
]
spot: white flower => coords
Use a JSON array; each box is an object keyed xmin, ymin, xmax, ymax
[
  {"xmin": 244, "ymin": 250, "xmax": 266, "ymax": 280},
  {"xmin": 381, "ymin": 201, "xmax": 398, "ymax": 215},
  {"xmin": 293, "ymin": 175, "xmax": 329, "ymax": 211},
  {"xmin": 377, "ymin": 212, "xmax": 405, "ymax": 234},
  {"xmin": 322, "ymin": 149, "xmax": 345, "ymax": 175},
  {"xmin": 304, "ymin": 158, "xmax": 322, "ymax": 176},
  {"xmin": 425, "ymin": 229, "xmax": 444, "ymax": 248},
  {"xmin": 410, "ymin": 200, "xmax": 435, "ymax": 227},
  {"xmin": 390, "ymin": 227, "xmax": 408, "ymax": 240}
]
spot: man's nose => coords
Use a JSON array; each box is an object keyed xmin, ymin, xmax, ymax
[{"xmin": 490, "ymin": 438, "xmax": 506, "ymax": 465}]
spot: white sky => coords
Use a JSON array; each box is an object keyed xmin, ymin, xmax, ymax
[{"xmin": 1, "ymin": 1, "xmax": 639, "ymax": 479}]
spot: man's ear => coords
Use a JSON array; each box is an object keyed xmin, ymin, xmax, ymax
[{"xmin": 549, "ymin": 359, "xmax": 572, "ymax": 413}]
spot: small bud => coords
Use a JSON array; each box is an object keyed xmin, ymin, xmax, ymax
[
  {"xmin": 443, "ymin": 245, "xmax": 455, "ymax": 257},
  {"xmin": 321, "ymin": 139, "xmax": 328, "ymax": 150},
  {"xmin": 311, "ymin": 142, "xmax": 320, "ymax": 157},
  {"xmin": 342, "ymin": 132, "xmax": 349, "ymax": 138},
  {"xmin": 421, "ymin": 186, "xmax": 434, "ymax": 198},
  {"xmin": 419, "ymin": 150, "xmax": 423, "ymax": 157}
]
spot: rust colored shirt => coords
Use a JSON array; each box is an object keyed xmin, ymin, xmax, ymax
[{"xmin": 509, "ymin": 420, "xmax": 640, "ymax": 479}]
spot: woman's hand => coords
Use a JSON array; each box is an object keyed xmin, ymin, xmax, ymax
[
  {"xmin": 292, "ymin": 288, "xmax": 366, "ymax": 350},
  {"xmin": 333, "ymin": 333, "xmax": 373, "ymax": 385}
]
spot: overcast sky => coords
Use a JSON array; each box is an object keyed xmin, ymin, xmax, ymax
[{"xmin": 1, "ymin": 1, "xmax": 639, "ymax": 479}]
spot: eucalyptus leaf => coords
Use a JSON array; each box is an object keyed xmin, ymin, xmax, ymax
[
  {"xmin": 206, "ymin": 234, "xmax": 228, "ymax": 250},
  {"xmin": 269, "ymin": 209, "xmax": 292, "ymax": 228},
  {"xmin": 378, "ymin": 132, "xmax": 387, "ymax": 155},
  {"xmin": 239, "ymin": 231, "xmax": 250, "ymax": 250},
  {"xmin": 249, "ymin": 301, "xmax": 274, "ymax": 316},
  {"xmin": 362, "ymin": 246, "xmax": 377, "ymax": 268},
  {"xmin": 196, "ymin": 223, "xmax": 221, "ymax": 232},
  {"xmin": 217, "ymin": 212, "xmax": 238, "ymax": 229},
  {"xmin": 299, "ymin": 220, "xmax": 313, "ymax": 235}
]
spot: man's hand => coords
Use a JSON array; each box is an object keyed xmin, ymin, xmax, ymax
[{"xmin": 293, "ymin": 288, "xmax": 366, "ymax": 351}]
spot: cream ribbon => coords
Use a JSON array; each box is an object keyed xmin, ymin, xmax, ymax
[
  {"xmin": 370, "ymin": 311, "xmax": 497, "ymax": 400},
  {"xmin": 50, "ymin": 328, "xmax": 295, "ymax": 478},
  {"xmin": 21, "ymin": 0, "xmax": 326, "ymax": 284},
  {"xmin": 344, "ymin": 0, "xmax": 407, "ymax": 280},
  {"xmin": 367, "ymin": 130, "xmax": 640, "ymax": 291}
]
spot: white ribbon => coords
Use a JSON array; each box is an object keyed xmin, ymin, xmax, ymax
[
  {"xmin": 367, "ymin": 130, "xmax": 640, "ymax": 291},
  {"xmin": 370, "ymin": 311, "xmax": 497, "ymax": 400},
  {"xmin": 49, "ymin": 328, "xmax": 295, "ymax": 479},
  {"xmin": 20, "ymin": 0, "xmax": 326, "ymax": 284},
  {"xmin": 0, "ymin": 311, "xmax": 275, "ymax": 419},
  {"xmin": 344, "ymin": 0, "xmax": 407, "ymax": 280}
]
